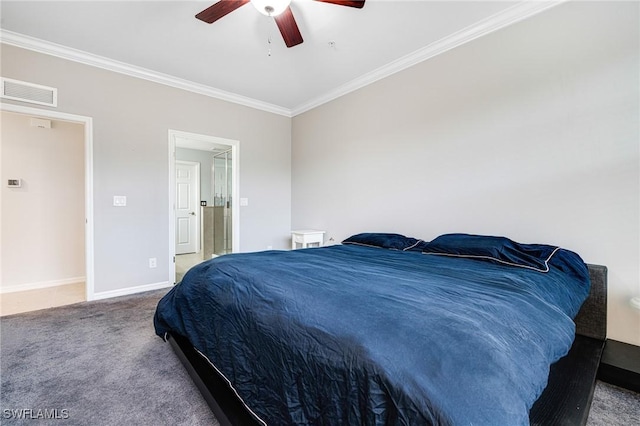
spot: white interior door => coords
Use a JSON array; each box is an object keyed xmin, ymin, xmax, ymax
[{"xmin": 175, "ymin": 161, "xmax": 199, "ymax": 255}]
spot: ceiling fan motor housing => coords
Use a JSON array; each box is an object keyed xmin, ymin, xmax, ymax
[{"xmin": 251, "ymin": 0, "xmax": 291, "ymax": 17}]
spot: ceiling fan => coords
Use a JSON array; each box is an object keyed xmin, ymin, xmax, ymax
[{"xmin": 196, "ymin": 0, "xmax": 366, "ymax": 48}]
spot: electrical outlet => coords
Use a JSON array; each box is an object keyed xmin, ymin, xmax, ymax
[
  {"xmin": 267, "ymin": 245, "xmax": 273, "ymax": 250},
  {"xmin": 149, "ymin": 258, "xmax": 157, "ymax": 268}
]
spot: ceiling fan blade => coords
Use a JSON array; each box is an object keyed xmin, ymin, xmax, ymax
[
  {"xmin": 196, "ymin": 0, "xmax": 250, "ymax": 24},
  {"xmin": 313, "ymin": 0, "xmax": 365, "ymax": 8},
  {"xmin": 274, "ymin": 7, "xmax": 304, "ymax": 48}
]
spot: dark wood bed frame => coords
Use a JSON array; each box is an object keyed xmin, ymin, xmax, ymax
[{"xmin": 167, "ymin": 264, "xmax": 608, "ymax": 426}]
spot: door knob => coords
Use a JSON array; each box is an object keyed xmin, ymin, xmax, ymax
[{"xmin": 189, "ymin": 212, "xmax": 195, "ymax": 216}]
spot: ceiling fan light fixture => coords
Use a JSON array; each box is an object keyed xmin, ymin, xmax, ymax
[{"xmin": 251, "ymin": 0, "xmax": 291, "ymax": 17}]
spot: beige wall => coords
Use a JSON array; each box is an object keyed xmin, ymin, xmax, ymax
[
  {"xmin": 1, "ymin": 111, "xmax": 85, "ymax": 290},
  {"xmin": 1, "ymin": 44, "xmax": 292, "ymax": 296},
  {"xmin": 292, "ymin": 2, "xmax": 640, "ymax": 345}
]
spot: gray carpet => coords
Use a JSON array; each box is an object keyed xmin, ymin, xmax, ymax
[
  {"xmin": 587, "ymin": 381, "xmax": 640, "ymax": 425},
  {"xmin": 1, "ymin": 289, "xmax": 639, "ymax": 425},
  {"xmin": 1, "ymin": 289, "xmax": 218, "ymax": 425}
]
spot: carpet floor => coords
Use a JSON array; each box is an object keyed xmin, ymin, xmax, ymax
[
  {"xmin": 1, "ymin": 289, "xmax": 638, "ymax": 425},
  {"xmin": 1, "ymin": 289, "xmax": 218, "ymax": 425}
]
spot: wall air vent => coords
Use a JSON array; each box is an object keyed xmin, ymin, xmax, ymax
[{"xmin": 1, "ymin": 77, "xmax": 57, "ymax": 107}]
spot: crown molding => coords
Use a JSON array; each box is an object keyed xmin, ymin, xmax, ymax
[
  {"xmin": 290, "ymin": 0, "xmax": 568, "ymax": 116},
  {"xmin": 1, "ymin": 1, "xmax": 566, "ymax": 119},
  {"xmin": 0, "ymin": 29, "xmax": 293, "ymax": 117}
]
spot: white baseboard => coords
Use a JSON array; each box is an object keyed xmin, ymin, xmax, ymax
[
  {"xmin": 91, "ymin": 281, "xmax": 173, "ymax": 301},
  {"xmin": 0, "ymin": 277, "xmax": 85, "ymax": 294}
]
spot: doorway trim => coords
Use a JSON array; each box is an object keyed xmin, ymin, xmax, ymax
[
  {"xmin": 168, "ymin": 129, "xmax": 239, "ymax": 284},
  {"xmin": 1, "ymin": 103, "xmax": 95, "ymax": 301}
]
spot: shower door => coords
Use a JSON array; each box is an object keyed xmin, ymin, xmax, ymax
[{"xmin": 212, "ymin": 150, "xmax": 232, "ymax": 255}]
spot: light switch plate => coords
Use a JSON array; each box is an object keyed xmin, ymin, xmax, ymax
[
  {"xmin": 240, "ymin": 198, "xmax": 249, "ymax": 206},
  {"xmin": 113, "ymin": 196, "xmax": 127, "ymax": 207}
]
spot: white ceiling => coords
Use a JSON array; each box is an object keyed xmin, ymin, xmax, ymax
[{"xmin": 0, "ymin": 1, "xmax": 562, "ymax": 116}]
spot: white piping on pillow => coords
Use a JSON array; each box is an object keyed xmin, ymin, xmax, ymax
[
  {"xmin": 402, "ymin": 239, "xmax": 424, "ymax": 251},
  {"xmin": 343, "ymin": 239, "xmax": 424, "ymax": 251},
  {"xmin": 422, "ymin": 246, "xmax": 562, "ymax": 273},
  {"xmin": 342, "ymin": 241, "xmax": 386, "ymax": 249}
]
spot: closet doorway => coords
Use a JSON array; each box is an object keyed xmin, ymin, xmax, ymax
[
  {"xmin": 0, "ymin": 104, "xmax": 94, "ymax": 314},
  {"xmin": 168, "ymin": 130, "xmax": 239, "ymax": 284}
]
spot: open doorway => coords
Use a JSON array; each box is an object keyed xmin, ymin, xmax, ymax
[
  {"xmin": 0, "ymin": 104, "xmax": 94, "ymax": 314},
  {"xmin": 168, "ymin": 130, "xmax": 239, "ymax": 284}
]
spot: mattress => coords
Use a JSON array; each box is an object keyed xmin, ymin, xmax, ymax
[{"xmin": 155, "ymin": 237, "xmax": 590, "ymax": 425}]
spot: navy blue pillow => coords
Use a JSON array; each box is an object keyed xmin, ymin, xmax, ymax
[
  {"xmin": 342, "ymin": 233, "xmax": 423, "ymax": 251},
  {"xmin": 422, "ymin": 233, "xmax": 560, "ymax": 272}
]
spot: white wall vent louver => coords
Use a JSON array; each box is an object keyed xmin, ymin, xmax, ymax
[{"xmin": 1, "ymin": 77, "xmax": 58, "ymax": 107}]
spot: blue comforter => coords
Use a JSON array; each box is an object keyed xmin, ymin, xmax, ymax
[{"xmin": 154, "ymin": 244, "xmax": 590, "ymax": 425}]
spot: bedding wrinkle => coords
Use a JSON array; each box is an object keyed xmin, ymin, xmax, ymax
[{"xmin": 154, "ymin": 243, "xmax": 590, "ymax": 425}]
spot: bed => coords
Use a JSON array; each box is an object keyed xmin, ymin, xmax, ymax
[{"xmin": 154, "ymin": 233, "xmax": 607, "ymax": 425}]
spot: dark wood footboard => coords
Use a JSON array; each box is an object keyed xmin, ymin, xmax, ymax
[
  {"xmin": 168, "ymin": 333, "xmax": 262, "ymax": 426},
  {"xmin": 530, "ymin": 335, "xmax": 605, "ymax": 424}
]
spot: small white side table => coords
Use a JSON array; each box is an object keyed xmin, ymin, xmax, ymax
[{"xmin": 291, "ymin": 230, "xmax": 325, "ymax": 250}]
